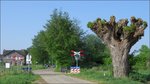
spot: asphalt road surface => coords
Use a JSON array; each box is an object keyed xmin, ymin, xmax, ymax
[{"xmin": 33, "ymin": 69, "xmax": 95, "ymax": 84}]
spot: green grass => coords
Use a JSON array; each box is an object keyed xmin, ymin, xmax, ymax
[
  {"xmin": 68, "ymin": 66, "xmax": 146, "ymax": 84},
  {"xmin": 31, "ymin": 64, "xmax": 45, "ymax": 70},
  {"xmin": 0, "ymin": 65, "xmax": 41, "ymax": 84},
  {"xmin": 0, "ymin": 73, "xmax": 39, "ymax": 84}
]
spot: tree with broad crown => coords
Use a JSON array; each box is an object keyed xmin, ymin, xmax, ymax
[
  {"xmin": 87, "ymin": 16, "xmax": 148, "ymax": 78},
  {"xmin": 44, "ymin": 9, "xmax": 84, "ymax": 69}
]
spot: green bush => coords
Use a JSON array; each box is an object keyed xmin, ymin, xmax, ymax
[{"xmin": 129, "ymin": 71, "xmax": 149, "ymax": 83}]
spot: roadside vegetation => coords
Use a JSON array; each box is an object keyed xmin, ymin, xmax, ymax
[
  {"xmin": 0, "ymin": 72, "xmax": 39, "ymax": 84},
  {"xmin": 28, "ymin": 9, "xmax": 150, "ymax": 83},
  {"xmin": 69, "ymin": 45, "xmax": 150, "ymax": 84},
  {"xmin": 1, "ymin": 8, "xmax": 148, "ymax": 84},
  {"xmin": 69, "ymin": 66, "xmax": 150, "ymax": 84},
  {"xmin": 0, "ymin": 64, "xmax": 44, "ymax": 84},
  {"xmin": 31, "ymin": 64, "xmax": 45, "ymax": 70}
]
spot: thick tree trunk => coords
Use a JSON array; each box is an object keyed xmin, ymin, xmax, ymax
[
  {"xmin": 87, "ymin": 16, "xmax": 147, "ymax": 78},
  {"xmin": 109, "ymin": 43, "xmax": 130, "ymax": 78}
]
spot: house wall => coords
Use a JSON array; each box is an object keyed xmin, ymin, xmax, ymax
[{"xmin": 3, "ymin": 52, "xmax": 25, "ymax": 66}]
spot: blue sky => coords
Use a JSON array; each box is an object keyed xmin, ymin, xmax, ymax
[{"xmin": 1, "ymin": 1, "xmax": 149, "ymax": 54}]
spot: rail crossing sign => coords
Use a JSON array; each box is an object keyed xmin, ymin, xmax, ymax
[
  {"xmin": 71, "ymin": 50, "xmax": 84, "ymax": 67},
  {"xmin": 71, "ymin": 50, "xmax": 84, "ymax": 57},
  {"xmin": 70, "ymin": 50, "xmax": 84, "ymax": 74}
]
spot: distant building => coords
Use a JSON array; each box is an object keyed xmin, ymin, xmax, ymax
[{"xmin": 2, "ymin": 49, "xmax": 28, "ymax": 66}]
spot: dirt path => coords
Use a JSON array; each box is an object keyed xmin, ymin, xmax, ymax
[{"xmin": 32, "ymin": 69, "xmax": 95, "ymax": 84}]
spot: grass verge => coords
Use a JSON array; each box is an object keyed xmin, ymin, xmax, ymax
[
  {"xmin": 0, "ymin": 65, "xmax": 41, "ymax": 84},
  {"xmin": 0, "ymin": 73, "xmax": 39, "ymax": 84},
  {"xmin": 68, "ymin": 67, "xmax": 147, "ymax": 84}
]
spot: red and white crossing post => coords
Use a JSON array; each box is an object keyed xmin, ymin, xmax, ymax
[
  {"xmin": 71, "ymin": 50, "xmax": 84, "ymax": 67},
  {"xmin": 70, "ymin": 50, "xmax": 84, "ymax": 74}
]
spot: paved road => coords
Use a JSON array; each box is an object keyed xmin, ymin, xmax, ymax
[{"xmin": 33, "ymin": 69, "xmax": 95, "ymax": 84}]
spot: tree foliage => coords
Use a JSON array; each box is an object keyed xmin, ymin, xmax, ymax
[
  {"xmin": 29, "ymin": 9, "xmax": 84, "ymax": 69},
  {"xmin": 29, "ymin": 30, "xmax": 49, "ymax": 64},
  {"xmin": 29, "ymin": 9, "xmax": 111, "ymax": 70},
  {"xmin": 134, "ymin": 45, "xmax": 150, "ymax": 69},
  {"xmin": 44, "ymin": 9, "xmax": 84, "ymax": 68},
  {"xmin": 80, "ymin": 34, "xmax": 111, "ymax": 67}
]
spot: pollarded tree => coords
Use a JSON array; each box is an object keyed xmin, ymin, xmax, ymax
[{"xmin": 87, "ymin": 16, "xmax": 147, "ymax": 78}]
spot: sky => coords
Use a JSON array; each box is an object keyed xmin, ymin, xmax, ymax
[{"xmin": 1, "ymin": 1, "xmax": 149, "ymax": 54}]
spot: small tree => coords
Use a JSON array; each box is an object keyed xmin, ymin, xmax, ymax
[{"xmin": 87, "ymin": 16, "xmax": 147, "ymax": 78}]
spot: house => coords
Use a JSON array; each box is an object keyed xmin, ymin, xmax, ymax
[{"xmin": 2, "ymin": 49, "xmax": 28, "ymax": 66}]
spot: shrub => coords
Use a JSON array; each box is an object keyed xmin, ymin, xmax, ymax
[{"xmin": 129, "ymin": 71, "xmax": 149, "ymax": 83}]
